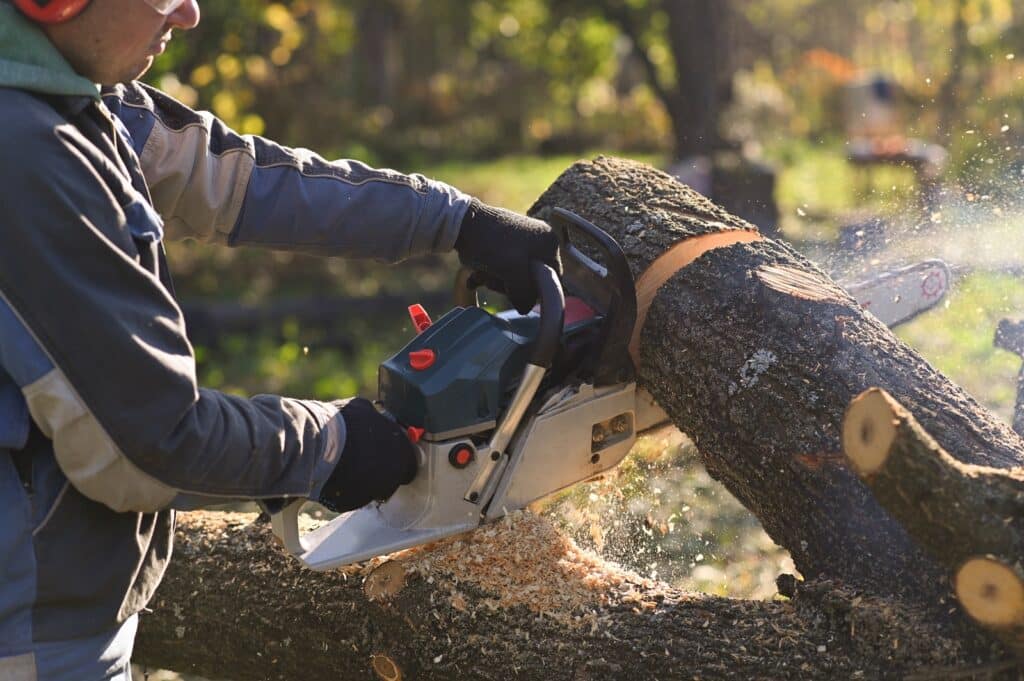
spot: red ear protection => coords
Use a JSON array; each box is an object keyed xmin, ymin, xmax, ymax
[{"xmin": 13, "ymin": 0, "xmax": 91, "ymax": 23}]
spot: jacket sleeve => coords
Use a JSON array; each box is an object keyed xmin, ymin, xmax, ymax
[
  {"xmin": 102, "ymin": 82, "xmax": 471, "ymax": 261},
  {"xmin": 0, "ymin": 95, "xmax": 343, "ymax": 514}
]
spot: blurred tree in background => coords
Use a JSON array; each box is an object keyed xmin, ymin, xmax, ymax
[
  {"xmin": 145, "ymin": 0, "xmax": 1024, "ymax": 179},
  {"xmin": 147, "ymin": 0, "xmax": 663, "ymax": 164}
]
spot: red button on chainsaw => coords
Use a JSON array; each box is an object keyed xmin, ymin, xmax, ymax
[
  {"xmin": 407, "ymin": 304, "xmax": 432, "ymax": 333},
  {"xmin": 406, "ymin": 426, "xmax": 425, "ymax": 443},
  {"xmin": 408, "ymin": 349, "xmax": 436, "ymax": 370},
  {"xmin": 449, "ymin": 445, "xmax": 475, "ymax": 469}
]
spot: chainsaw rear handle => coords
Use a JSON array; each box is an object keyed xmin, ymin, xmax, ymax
[{"xmin": 271, "ymin": 498, "xmax": 308, "ymax": 556}]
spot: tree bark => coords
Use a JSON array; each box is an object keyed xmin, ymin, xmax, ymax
[
  {"xmin": 134, "ymin": 512, "xmax": 976, "ymax": 681},
  {"xmin": 526, "ymin": 156, "xmax": 1024, "ymax": 605},
  {"xmin": 843, "ymin": 387, "xmax": 1024, "ymax": 572}
]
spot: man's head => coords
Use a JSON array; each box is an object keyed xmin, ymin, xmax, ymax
[{"xmin": 15, "ymin": 0, "xmax": 200, "ymax": 85}]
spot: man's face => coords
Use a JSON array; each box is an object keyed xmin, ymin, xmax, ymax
[{"xmin": 43, "ymin": 0, "xmax": 200, "ymax": 85}]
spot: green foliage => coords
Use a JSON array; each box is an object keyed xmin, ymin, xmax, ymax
[
  {"xmin": 149, "ymin": 0, "xmax": 664, "ymax": 163},
  {"xmin": 144, "ymin": 0, "xmax": 1024, "ymax": 176}
]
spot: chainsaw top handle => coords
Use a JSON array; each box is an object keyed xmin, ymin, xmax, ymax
[
  {"xmin": 454, "ymin": 260, "xmax": 565, "ymax": 367},
  {"xmin": 454, "ymin": 208, "xmax": 635, "ymax": 382},
  {"xmin": 529, "ymin": 261, "xmax": 564, "ymax": 368}
]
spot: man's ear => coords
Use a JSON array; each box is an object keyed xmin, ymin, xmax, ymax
[{"xmin": 13, "ymin": 0, "xmax": 91, "ymax": 24}]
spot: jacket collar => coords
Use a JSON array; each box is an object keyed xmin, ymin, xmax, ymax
[{"xmin": 0, "ymin": 3, "xmax": 99, "ymax": 100}]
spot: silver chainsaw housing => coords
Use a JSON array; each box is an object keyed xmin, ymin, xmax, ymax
[
  {"xmin": 271, "ymin": 379, "xmax": 660, "ymax": 571},
  {"xmin": 269, "ymin": 436, "xmax": 486, "ymax": 570},
  {"xmin": 271, "ymin": 254, "xmax": 952, "ymax": 571},
  {"xmin": 485, "ymin": 381, "xmax": 639, "ymax": 521}
]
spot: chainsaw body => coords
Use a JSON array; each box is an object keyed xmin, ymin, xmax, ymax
[{"xmin": 272, "ymin": 209, "xmax": 661, "ymax": 570}]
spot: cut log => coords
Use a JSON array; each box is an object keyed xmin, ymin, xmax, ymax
[
  {"xmin": 842, "ymin": 388, "xmax": 1024, "ymax": 568},
  {"xmin": 527, "ymin": 156, "xmax": 1024, "ymax": 603},
  {"xmin": 133, "ymin": 512, "xmax": 975, "ymax": 681},
  {"xmin": 956, "ymin": 557, "xmax": 1024, "ymax": 659},
  {"xmin": 843, "ymin": 387, "xmax": 1024, "ymax": 655}
]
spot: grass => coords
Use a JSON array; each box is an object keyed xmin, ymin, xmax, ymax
[
  {"xmin": 422, "ymin": 154, "xmax": 591, "ymax": 213},
  {"xmin": 770, "ymin": 138, "xmax": 924, "ymax": 242}
]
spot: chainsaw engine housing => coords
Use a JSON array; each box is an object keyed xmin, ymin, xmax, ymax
[{"xmin": 378, "ymin": 305, "xmax": 597, "ymax": 441}]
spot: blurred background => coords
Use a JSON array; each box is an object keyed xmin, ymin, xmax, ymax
[{"xmin": 137, "ymin": 0, "xmax": 1024, "ymax": 658}]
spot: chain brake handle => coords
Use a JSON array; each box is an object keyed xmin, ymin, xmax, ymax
[{"xmin": 547, "ymin": 208, "xmax": 637, "ymax": 386}]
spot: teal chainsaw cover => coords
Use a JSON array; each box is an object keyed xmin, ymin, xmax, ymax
[{"xmin": 378, "ymin": 306, "xmax": 537, "ymax": 437}]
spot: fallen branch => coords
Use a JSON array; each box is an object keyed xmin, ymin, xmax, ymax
[{"xmin": 843, "ymin": 387, "xmax": 1024, "ymax": 657}]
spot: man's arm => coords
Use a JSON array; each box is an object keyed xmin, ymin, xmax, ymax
[
  {"xmin": 103, "ymin": 82, "xmax": 471, "ymax": 261},
  {"xmin": 0, "ymin": 95, "xmax": 344, "ymax": 514}
]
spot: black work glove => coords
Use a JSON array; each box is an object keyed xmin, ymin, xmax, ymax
[
  {"xmin": 318, "ymin": 398, "xmax": 418, "ymax": 513},
  {"xmin": 454, "ymin": 199, "xmax": 562, "ymax": 314}
]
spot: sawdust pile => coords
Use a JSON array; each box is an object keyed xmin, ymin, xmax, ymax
[{"xmin": 400, "ymin": 510, "xmax": 665, "ymax": 627}]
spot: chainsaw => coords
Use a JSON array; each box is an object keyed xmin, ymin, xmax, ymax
[
  {"xmin": 271, "ymin": 211, "xmax": 952, "ymax": 571},
  {"xmin": 271, "ymin": 209, "xmax": 667, "ymax": 570}
]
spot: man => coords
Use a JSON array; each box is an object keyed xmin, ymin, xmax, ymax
[{"xmin": 0, "ymin": 1, "xmax": 560, "ymax": 679}]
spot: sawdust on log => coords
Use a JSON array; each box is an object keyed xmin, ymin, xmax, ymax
[
  {"xmin": 400, "ymin": 510, "xmax": 662, "ymax": 628},
  {"xmin": 246, "ymin": 505, "xmax": 657, "ymax": 628}
]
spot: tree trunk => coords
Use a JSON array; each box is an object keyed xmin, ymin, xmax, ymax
[
  {"xmin": 600, "ymin": 0, "xmax": 734, "ymax": 160},
  {"xmin": 353, "ymin": 0, "xmax": 404, "ymax": 107},
  {"xmin": 526, "ymin": 156, "xmax": 1024, "ymax": 605},
  {"xmin": 134, "ymin": 512, "xmax": 977, "ymax": 681},
  {"xmin": 663, "ymin": 0, "xmax": 728, "ymax": 159},
  {"xmin": 937, "ymin": 0, "xmax": 968, "ymax": 141}
]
